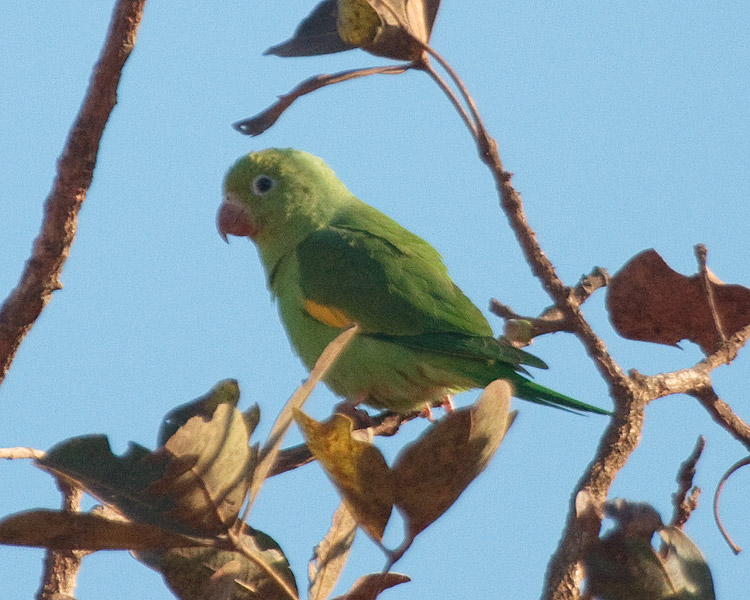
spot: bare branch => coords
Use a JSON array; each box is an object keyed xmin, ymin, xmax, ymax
[
  {"xmin": 36, "ymin": 480, "xmax": 84, "ymax": 600},
  {"xmin": 418, "ymin": 60, "xmax": 477, "ymax": 138},
  {"xmin": 691, "ymin": 387, "xmax": 750, "ymax": 451},
  {"xmin": 491, "ymin": 267, "xmax": 610, "ymax": 343},
  {"xmin": 0, "ymin": 447, "xmax": 45, "ymax": 460},
  {"xmin": 670, "ymin": 436, "xmax": 704, "ymax": 528},
  {"xmin": 0, "ymin": 0, "xmax": 146, "ymax": 387}
]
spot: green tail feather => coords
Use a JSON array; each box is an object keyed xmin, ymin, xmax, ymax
[{"xmin": 512, "ymin": 377, "xmax": 611, "ymax": 415}]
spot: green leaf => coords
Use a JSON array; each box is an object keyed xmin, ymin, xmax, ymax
[
  {"xmin": 136, "ymin": 525, "xmax": 297, "ymax": 600},
  {"xmin": 294, "ymin": 410, "xmax": 393, "ymax": 542},
  {"xmin": 392, "ymin": 380, "xmax": 514, "ymax": 539},
  {"xmin": 0, "ymin": 509, "xmax": 200, "ymax": 551}
]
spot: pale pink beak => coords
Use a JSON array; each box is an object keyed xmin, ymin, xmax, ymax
[{"xmin": 217, "ymin": 200, "xmax": 257, "ymax": 241}]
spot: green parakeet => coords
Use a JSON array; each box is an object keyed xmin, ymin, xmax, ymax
[{"xmin": 217, "ymin": 148, "xmax": 608, "ymax": 416}]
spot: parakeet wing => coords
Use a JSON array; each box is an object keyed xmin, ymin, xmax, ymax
[{"xmin": 295, "ymin": 203, "xmax": 546, "ymax": 370}]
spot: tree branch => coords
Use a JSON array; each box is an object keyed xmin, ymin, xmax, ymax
[
  {"xmin": 35, "ymin": 480, "xmax": 84, "ymax": 600},
  {"xmin": 0, "ymin": 0, "xmax": 146, "ymax": 387},
  {"xmin": 490, "ymin": 267, "xmax": 610, "ymax": 343}
]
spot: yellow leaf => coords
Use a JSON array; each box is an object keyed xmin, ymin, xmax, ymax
[{"xmin": 294, "ymin": 410, "xmax": 393, "ymax": 541}]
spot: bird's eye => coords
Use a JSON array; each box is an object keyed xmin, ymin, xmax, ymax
[{"xmin": 252, "ymin": 174, "xmax": 275, "ymax": 195}]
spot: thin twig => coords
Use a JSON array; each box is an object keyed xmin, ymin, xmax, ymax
[
  {"xmin": 419, "ymin": 44, "xmax": 490, "ymax": 151},
  {"xmin": 695, "ymin": 244, "xmax": 727, "ymax": 345},
  {"xmin": 233, "ymin": 65, "xmax": 412, "ymax": 136},
  {"xmin": 490, "ymin": 267, "xmax": 610, "ymax": 342},
  {"xmin": 713, "ymin": 456, "xmax": 749, "ymax": 554},
  {"xmin": 670, "ymin": 436, "xmax": 704, "ymax": 528},
  {"xmin": 418, "ymin": 60, "xmax": 477, "ymax": 137},
  {"xmin": 0, "ymin": 0, "xmax": 146, "ymax": 388}
]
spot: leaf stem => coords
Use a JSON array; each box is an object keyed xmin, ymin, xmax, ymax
[{"xmin": 239, "ymin": 325, "xmax": 360, "ymax": 524}]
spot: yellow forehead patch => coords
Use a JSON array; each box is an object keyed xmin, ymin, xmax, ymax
[{"xmin": 304, "ymin": 299, "xmax": 354, "ymax": 329}]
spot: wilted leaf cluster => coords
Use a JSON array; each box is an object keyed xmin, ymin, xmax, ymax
[
  {"xmin": 296, "ymin": 380, "xmax": 515, "ymax": 557},
  {"xmin": 583, "ymin": 499, "xmax": 715, "ymax": 600},
  {"xmin": 0, "ymin": 380, "xmax": 298, "ymax": 600}
]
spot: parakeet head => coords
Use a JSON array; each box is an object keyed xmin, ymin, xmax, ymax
[{"xmin": 218, "ymin": 148, "xmax": 352, "ymax": 268}]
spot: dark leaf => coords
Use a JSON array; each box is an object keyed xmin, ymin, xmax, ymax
[
  {"xmin": 332, "ymin": 572, "xmax": 410, "ymax": 600},
  {"xmin": 584, "ymin": 533, "xmax": 675, "ymax": 600},
  {"xmin": 38, "ymin": 403, "xmax": 253, "ymax": 536},
  {"xmin": 151, "ymin": 403, "xmax": 254, "ymax": 533},
  {"xmin": 584, "ymin": 500, "xmax": 715, "ymax": 600},
  {"xmin": 392, "ymin": 380, "xmax": 514, "ymax": 539},
  {"xmin": 268, "ymin": 0, "xmax": 442, "ymax": 62},
  {"xmin": 265, "ymin": 0, "xmax": 356, "ymax": 57},
  {"xmin": 38, "ymin": 437, "xmax": 173, "ymax": 527},
  {"xmin": 136, "ymin": 525, "xmax": 297, "ymax": 600},
  {"xmin": 0, "ymin": 509, "xmax": 200, "ymax": 551}
]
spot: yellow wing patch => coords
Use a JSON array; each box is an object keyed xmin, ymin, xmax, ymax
[{"xmin": 304, "ymin": 299, "xmax": 354, "ymax": 329}]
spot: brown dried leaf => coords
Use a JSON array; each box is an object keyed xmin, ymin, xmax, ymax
[
  {"xmin": 332, "ymin": 572, "xmax": 410, "ymax": 600},
  {"xmin": 294, "ymin": 410, "xmax": 393, "ymax": 541},
  {"xmin": 309, "ymin": 502, "xmax": 357, "ymax": 600},
  {"xmin": 268, "ymin": 0, "xmax": 441, "ymax": 62},
  {"xmin": 136, "ymin": 525, "xmax": 297, "ymax": 600},
  {"xmin": 392, "ymin": 380, "xmax": 514, "ymax": 539},
  {"xmin": 607, "ymin": 249, "xmax": 750, "ymax": 353},
  {"xmin": 346, "ymin": 0, "xmax": 441, "ymax": 60},
  {"xmin": 150, "ymin": 403, "xmax": 252, "ymax": 534},
  {"xmin": 0, "ymin": 510, "xmax": 198, "ymax": 551}
]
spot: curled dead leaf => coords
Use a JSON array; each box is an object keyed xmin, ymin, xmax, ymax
[
  {"xmin": 267, "ymin": 0, "xmax": 441, "ymax": 62},
  {"xmin": 606, "ymin": 249, "xmax": 750, "ymax": 353}
]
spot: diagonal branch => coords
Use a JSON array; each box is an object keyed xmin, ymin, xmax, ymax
[{"xmin": 0, "ymin": 0, "xmax": 147, "ymax": 388}]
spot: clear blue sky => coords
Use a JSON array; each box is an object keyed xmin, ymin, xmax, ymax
[{"xmin": 2, "ymin": 2, "xmax": 749, "ymax": 598}]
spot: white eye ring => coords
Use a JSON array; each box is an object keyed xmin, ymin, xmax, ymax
[{"xmin": 252, "ymin": 174, "xmax": 276, "ymax": 195}]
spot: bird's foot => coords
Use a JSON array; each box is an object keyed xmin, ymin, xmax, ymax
[
  {"xmin": 441, "ymin": 395, "xmax": 455, "ymax": 412},
  {"xmin": 419, "ymin": 404, "xmax": 435, "ymax": 422},
  {"xmin": 335, "ymin": 397, "xmax": 368, "ymax": 421}
]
